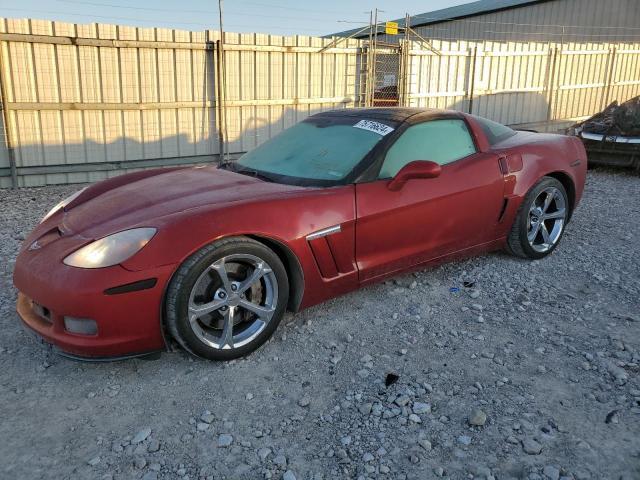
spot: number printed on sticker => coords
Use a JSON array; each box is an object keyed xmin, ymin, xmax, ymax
[{"xmin": 353, "ymin": 120, "xmax": 395, "ymax": 136}]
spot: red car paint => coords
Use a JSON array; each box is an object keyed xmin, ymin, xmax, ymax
[{"xmin": 13, "ymin": 109, "xmax": 587, "ymax": 359}]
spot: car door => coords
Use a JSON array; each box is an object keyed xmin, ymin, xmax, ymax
[{"xmin": 355, "ymin": 118, "xmax": 505, "ymax": 282}]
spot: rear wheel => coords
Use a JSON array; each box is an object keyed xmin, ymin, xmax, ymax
[
  {"xmin": 165, "ymin": 237, "xmax": 289, "ymax": 360},
  {"xmin": 507, "ymin": 177, "xmax": 569, "ymax": 259}
]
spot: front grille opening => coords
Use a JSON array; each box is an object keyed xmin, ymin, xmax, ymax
[{"xmin": 32, "ymin": 302, "xmax": 52, "ymax": 324}]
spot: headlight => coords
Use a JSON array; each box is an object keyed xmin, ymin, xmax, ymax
[
  {"xmin": 41, "ymin": 187, "xmax": 87, "ymax": 223},
  {"xmin": 63, "ymin": 228, "xmax": 157, "ymax": 269}
]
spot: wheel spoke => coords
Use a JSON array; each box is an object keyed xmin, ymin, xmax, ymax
[
  {"xmin": 211, "ymin": 258, "xmax": 233, "ymax": 292},
  {"xmin": 540, "ymin": 222, "xmax": 551, "ymax": 244},
  {"xmin": 238, "ymin": 299, "xmax": 275, "ymax": 319},
  {"xmin": 189, "ymin": 298, "xmax": 227, "ymax": 318},
  {"xmin": 528, "ymin": 221, "xmax": 542, "ymax": 242},
  {"xmin": 544, "ymin": 208, "xmax": 566, "ymax": 220},
  {"xmin": 237, "ymin": 262, "xmax": 271, "ymax": 294},
  {"xmin": 542, "ymin": 190, "xmax": 554, "ymax": 213},
  {"xmin": 219, "ymin": 308, "xmax": 234, "ymax": 349}
]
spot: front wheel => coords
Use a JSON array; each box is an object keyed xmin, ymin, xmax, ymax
[
  {"xmin": 507, "ymin": 177, "xmax": 569, "ymax": 259},
  {"xmin": 165, "ymin": 237, "xmax": 289, "ymax": 360}
]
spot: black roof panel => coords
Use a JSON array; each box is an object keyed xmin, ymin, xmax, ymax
[{"xmin": 312, "ymin": 107, "xmax": 462, "ymax": 123}]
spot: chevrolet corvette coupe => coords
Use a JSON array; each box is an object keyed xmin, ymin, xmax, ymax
[{"xmin": 14, "ymin": 108, "xmax": 587, "ymax": 361}]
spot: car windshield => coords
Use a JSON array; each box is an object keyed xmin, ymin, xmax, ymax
[{"xmin": 232, "ymin": 117, "xmax": 396, "ymax": 185}]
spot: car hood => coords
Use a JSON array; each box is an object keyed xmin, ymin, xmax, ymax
[{"xmin": 59, "ymin": 165, "xmax": 306, "ymax": 237}]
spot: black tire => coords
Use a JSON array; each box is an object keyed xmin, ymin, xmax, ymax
[
  {"xmin": 165, "ymin": 236, "xmax": 289, "ymax": 361},
  {"xmin": 506, "ymin": 176, "xmax": 569, "ymax": 260}
]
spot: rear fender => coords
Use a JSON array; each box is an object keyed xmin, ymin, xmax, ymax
[{"xmin": 497, "ymin": 136, "xmax": 586, "ymax": 233}]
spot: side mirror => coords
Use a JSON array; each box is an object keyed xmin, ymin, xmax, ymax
[{"xmin": 387, "ymin": 161, "xmax": 442, "ymax": 191}]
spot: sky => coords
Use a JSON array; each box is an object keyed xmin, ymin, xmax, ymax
[{"xmin": 0, "ymin": 0, "xmax": 474, "ymax": 36}]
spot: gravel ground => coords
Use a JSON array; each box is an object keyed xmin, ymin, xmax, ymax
[{"xmin": 0, "ymin": 169, "xmax": 639, "ymax": 480}]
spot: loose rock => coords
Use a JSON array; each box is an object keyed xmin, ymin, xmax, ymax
[
  {"xmin": 468, "ymin": 409, "xmax": 487, "ymax": 427},
  {"xmin": 131, "ymin": 428, "xmax": 152, "ymax": 445},
  {"xmin": 217, "ymin": 434, "xmax": 233, "ymax": 447},
  {"xmin": 522, "ymin": 438, "xmax": 543, "ymax": 455}
]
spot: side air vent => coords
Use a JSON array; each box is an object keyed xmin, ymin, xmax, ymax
[
  {"xmin": 308, "ymin": 237, "xmax": 340, "ymax": 278},
  {"xmin": 306, "ymin": 224, "xmax": 355, "ymax": 279}
]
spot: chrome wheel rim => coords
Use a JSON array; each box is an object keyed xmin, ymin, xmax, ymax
[
  {"xmin": 188, "ymin": 254, "xmax": 278, "ymax": 350},
  {"xmin": 527, "ymin": 186, "xmax": 567, "ymax": 253}
]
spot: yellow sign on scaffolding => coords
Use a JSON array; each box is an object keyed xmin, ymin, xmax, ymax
[{"xmin": 385, "ymin": 21, "xmax": 398, "ymax": 35}]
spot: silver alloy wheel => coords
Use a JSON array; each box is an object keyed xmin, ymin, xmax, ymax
[
  {"xmin": 187, "ymin": 254, "xmax": 278, "ymax": 350},
  {"xmin": 527, "ymin": 186, "xmax": 567, "ymax": 253}
]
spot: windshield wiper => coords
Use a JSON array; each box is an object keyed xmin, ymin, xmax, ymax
[
  {"xmin": 217, "ymin": 160, "xmax": 275, "ymax": 182},
  {"xmin": 217, "ymin": 160, "xmax": 236, "ymax": 171},
  {"xmin": 235, "ymin": 166, "xmax": 276, "ymax": 183}
]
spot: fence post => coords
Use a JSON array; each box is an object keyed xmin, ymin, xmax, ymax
[
  {"xmin": 467, "ymin": 46, "xmax": 478, "ymax": 114},
  {"xmin": 398, "ymin": 14, "xmax": 410, "ymax": 108},
  {"xmin": 371, "ymin": 8, "xmax": 379, "ymax": 108},
  {"xmin": 365, "ymin": 11, "xmax": 373, "ymax": 107},
  {"xmin": 398, "ymin": 40, "xmax": 409, "ymax": 107},
  {"xmin": 404, "ymin": 41, "xmax": 410, "ymax": 107},
  {"xmin": 397, "ymin": 41, "xmax": 403, "ymax": 107},
  {"xmin": 545, "ymin": 45, "xmax": 560, "ymax": 125},
  {"xmin": 602, "ymin": 46, "xmax": 617, "ymax": 109},
  {"xmin": 0, "ymin": 39, "xmax": 17, "ymax": 188},
  {"xmin": 215, "ymin": 38, "xmax": 227, "ymax": 163},
  {"xmin": 355, "ymin": 44, "xmax": 367, "ymax": 107}
]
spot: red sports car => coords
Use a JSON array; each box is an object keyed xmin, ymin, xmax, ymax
[{"xmin": 13, "ymin": 108, "xmax": 587, "ymax": 361}]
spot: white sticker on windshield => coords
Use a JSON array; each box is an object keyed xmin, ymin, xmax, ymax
[{"xmin": 353, "ymin": 119, "xmax": 394, "ymax": 136}]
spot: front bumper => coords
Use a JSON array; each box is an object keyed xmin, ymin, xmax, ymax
[
  {"xmin": 14, "ymin": 254, "xmax": 176, "ymax": 358},
  {"xmin": 17, "ymin": 300, "xmax": 163, "ymax": 361}
]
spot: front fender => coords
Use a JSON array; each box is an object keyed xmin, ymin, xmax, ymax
[{"xmin": 121, "ymin": 185, "xmax": 359, "ymax": 310}]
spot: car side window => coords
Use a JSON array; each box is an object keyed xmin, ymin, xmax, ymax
[
  {"xmin": 473, "ymin": 115, "xmax": 516, "ymax": 145},
  {"xmin": 378, "ymin": 119, "xmax": 477, "ymax": 179}
]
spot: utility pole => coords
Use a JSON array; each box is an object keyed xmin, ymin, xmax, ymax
[{"xmin": 218, "ymin": 0, "xmax": 229, "ymax": 162}]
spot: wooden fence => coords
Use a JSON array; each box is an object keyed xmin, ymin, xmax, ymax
[{"xmin": 0, "ymin": 17, "xmax": 639, "ymax": 187}]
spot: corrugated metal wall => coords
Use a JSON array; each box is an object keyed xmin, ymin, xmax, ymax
[
  {"xmin": 1, "ymin": 15, "xmax": 639, "ymax": 187},
  {"xmin": 393, "ymin": 0, "xmax": 640, "ymax": 43},
  {"xmin": 403, "ymin": 38, "xmax": 640, "ymax": 131},
  {"xmin": 221, "ymin": 32, "xmax": 361, "ymax": 155},
  {"xmin": 0, "ymin": 18, "xmax": 362, "ymax": 187},
  {"xmin": 0, "ymin": 18, "xmax": 220, "ymax": 188}
]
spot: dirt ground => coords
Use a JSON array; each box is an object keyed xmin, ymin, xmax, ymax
[{"xmin": 0, "ymin": 168, "xmax": 638, "ymax": 480}]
